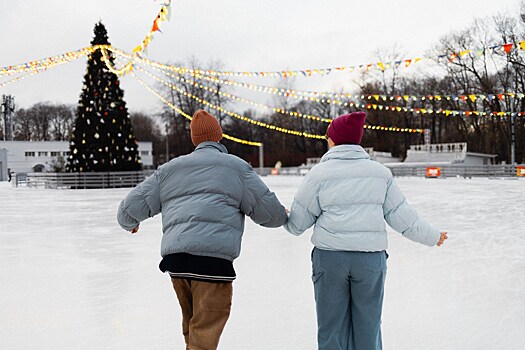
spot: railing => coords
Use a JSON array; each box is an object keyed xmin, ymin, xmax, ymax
[
  {"xmin": 271, "ymin": 164, "xmax": 523, "ymax": 178},
  {"xmin": 13, "ymin": 165, "xmax": 524, "ymax": 189},
  {"xmin": 19, "ymin": 171, "xmax": 155, "ymax": 189},
  {"xmin": 387, "ymin": 165, "xmax": 521, "ymax": 178}
]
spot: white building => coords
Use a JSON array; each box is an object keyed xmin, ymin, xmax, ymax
[
  {"xmin": 302, "ymin": 148, "xmax": 399, "ymax": 168},
  {"xmin": 402, "ymin": 142, "xmax": 496, "ymax": 166},
  {"xmin": 0, "ymin": 141, "xmax": 153, "ymax": 175}
]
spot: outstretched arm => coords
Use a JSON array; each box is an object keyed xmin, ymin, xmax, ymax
[
  {"xmin": 117, "ymin": 172, "xmax": 162, "ymax": 232},
  {"xmin": 383, "ymin": 178, "xmax": 442, "ymax": 246}
]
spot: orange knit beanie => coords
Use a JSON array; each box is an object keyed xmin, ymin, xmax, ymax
[{"xmin": 190, "ymin": 110, "xmax": 223, "ymax": 146}]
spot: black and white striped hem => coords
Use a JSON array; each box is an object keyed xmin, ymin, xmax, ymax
[{"xmin": 168, "ymin": 272, "xmax": 236, "ymax": 282}]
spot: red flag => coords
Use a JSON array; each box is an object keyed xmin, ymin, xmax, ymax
[
  {"xmin": 503, "ymin": 43, "xmax": 513, "ymax": 54},
  {"xmin": 152, "ymin": 18, "xmax": 160, "ymax": 32}
]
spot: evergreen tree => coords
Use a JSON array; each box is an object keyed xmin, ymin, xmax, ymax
[{"xmin": 68, "ymin": 21, "xmax": 141, "ymax": 172}]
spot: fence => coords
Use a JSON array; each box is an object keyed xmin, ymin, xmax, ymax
[
  {"xmin": 269, "ymin": 164, "xmax": 524, "ymax": 178},
  {"xmin": 387, "ymin": 165, "xmax": 521, "ymax": 178},
  {"xmin": 13, "ymin": 165, "xmax": 524, "ymax": 189},
  {"xmin": 18, "ymin": 171, "xmax": 155, "ymax": 189}
]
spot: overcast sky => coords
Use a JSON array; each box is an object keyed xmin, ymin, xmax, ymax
[{"xmin": 0, "ymin": 0, "xmax": 521, "ymax": 114}]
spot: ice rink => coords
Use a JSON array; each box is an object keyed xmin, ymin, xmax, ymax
[{"xmin": 1, "ymin": 176, "xmax": 524, "ymax": 349}]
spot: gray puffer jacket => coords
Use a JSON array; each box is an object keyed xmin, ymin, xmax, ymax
[{"xmin": 117, "ymin": 142, "xmax": 287, "ymax": 261}]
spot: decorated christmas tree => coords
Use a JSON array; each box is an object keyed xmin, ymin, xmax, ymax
[{"xmin": 68, "ymin": 21, "xmax": 141, "ymax": 172}]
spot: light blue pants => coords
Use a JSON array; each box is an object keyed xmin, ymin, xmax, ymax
[{"xmin": 311, "ymin": 248, "xmax": 387, "ymax": 350}]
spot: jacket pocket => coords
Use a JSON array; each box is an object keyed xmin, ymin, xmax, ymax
[{"xmin": 311, "ymin": 268, "xmax": 325, "ymax": 283}]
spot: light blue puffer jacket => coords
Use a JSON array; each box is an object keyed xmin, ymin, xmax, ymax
[
  {"xmin": 284, "ymin": 144, "xmax": 440, "ymax": 251},
  {"xmin": 117, "ymin": 142, "xmax": 287, "ymax": 261}
]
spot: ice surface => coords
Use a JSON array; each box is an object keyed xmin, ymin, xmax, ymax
[{"xmin": 1, "ymin": 176, "xmax": 524, "ymax": 349}]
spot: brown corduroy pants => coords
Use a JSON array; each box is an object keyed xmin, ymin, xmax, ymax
[{"xmin": 171, "ymin": 278, "xmax": 233, "ymax": 350}]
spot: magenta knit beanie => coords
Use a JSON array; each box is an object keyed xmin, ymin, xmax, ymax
[{"xmin": 327, "ymin": 112, "xmax": 366, "ymax": 145}]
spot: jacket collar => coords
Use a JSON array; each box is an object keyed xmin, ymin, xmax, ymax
[
  {"xmin": 194, "ymin": 141, "xmax": 229, "ymax": 154},
  {"xmin": 320, "ymin": 144, "xmax": 370, "ymax": 163}
]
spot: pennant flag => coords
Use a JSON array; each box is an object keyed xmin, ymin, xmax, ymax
[
  {"xmin": 503, "ymin": 43, "xmax": 513, "ymax": 54},
  {"xmin": 497, "ymin": 94, "xmax": 505, "ymax": 100},
  {"xmin": 520, "ymin": 41, "xmax": 525, "ymax": 50},
  {"xmin": 152, "ymin": 18, "xmax": 161, "ymax": 32},
  {"xmin": 460, "ymin": 50, "xmax": 470, "ymax": 57},
  {"xmin": 415, "ymin": 57, "xmax": 423, "ymax": 63},
  {"xmin": 469, "ymin": 95, "xmax": 477, "ymax": 102},
  {"xmin": 405, "ymin": 59, "xmax": 412, "ymax": 68},
  {"xmin": 377, "ymin": 62, "xmax": 385, "ymax": 71},
  {"xmin": 449, "ymin": 53, "xmax": 458, "ymax": 62}
]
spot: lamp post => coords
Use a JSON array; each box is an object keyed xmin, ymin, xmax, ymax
[{"xmin": 165, "ymin": 122, "xmax": 170, "ymax": 164}]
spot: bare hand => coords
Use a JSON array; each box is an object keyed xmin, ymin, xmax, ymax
[
  {"xmin": 437, "ymin": 231, "xmax": 448, "ymax": 247},
  {"xmin": 131, "ymin": 226, "xmax": 140, "ymax": 234},
  {"xmin": 285, "ymin": 208, "xmax": 290, "ymax": 214}
]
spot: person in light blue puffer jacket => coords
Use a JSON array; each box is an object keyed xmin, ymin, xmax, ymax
[
  {"xmin": 285, "ymin": 111, "xmax": 447, "ymax": 350},
  {"xmin": 118, "ymin": 110, "xmax": 287, "ymax": 350}
]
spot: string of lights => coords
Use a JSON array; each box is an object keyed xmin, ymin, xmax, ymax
[
  {"xmin": 132, "ymin": 65, "xmax": 327, "ymax": 139},
  {"xmin": 130, "ymin": 72, "xmax": 262, "ymax": 146},
  {"xmin": 0, "ymin": 71, "xmax": 39, "ymax": 88},
  {"xmin": 111, "ymin": 48, "xmax": 524, "ymax": 115},
  {"xmin": 1, "ymin": 46, "xmax": 98, "ymax": 77},
  {"xmin": 106, "ymin": 39, "xmax": 525, "ymax": 78},
  {"xmin": 135, "ymin": 62, "xmax": 331, "ymax": 122},
  {"xmin": 130, "ymin": 55, "xmax": 519, "ymax": 120},
  {"xmin": 133, "ymin": 61, "xmax": 425, "ymax": 133}
]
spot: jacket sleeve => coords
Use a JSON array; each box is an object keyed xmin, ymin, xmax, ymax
[
  {"xmin": 239, "ymin": 167, "xmax": 287, "ymax": 227},
  {"xmin": 117, "ymin": 172, "xmax": 162, "ymax": 231},
  {"xmin": 383, "ymin": 177, "xmax": 440, "ymax": 246},
  {"xmin": 284, "ymin": 174, "xmax": 321, "ymax": 236}
]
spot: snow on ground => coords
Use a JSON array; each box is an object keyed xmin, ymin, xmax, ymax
[{"xmin": 0, "ymin": 176, "xmax": 524, "ymax": 350}]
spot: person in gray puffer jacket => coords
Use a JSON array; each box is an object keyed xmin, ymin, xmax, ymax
[
  {"xmin": 117, "ymin": 110, "xmax": 287, "ymax": 350},
  {"xmin": 285, "ymin": 111, "xmax": 448, "ymax": 350}
]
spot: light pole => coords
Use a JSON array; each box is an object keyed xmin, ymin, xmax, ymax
[
  {"xmin": 510, "ymin": 100, "xmax": 516, "ymax": 165},
  {"xmin": 259, "ymin": 143, "xmax": 264, "ymax": 175},
  {"xmin": 165, "ymin": 122, "xmax": 170, "ymax": 164}
]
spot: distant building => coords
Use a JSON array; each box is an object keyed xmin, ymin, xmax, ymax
[
  {"xmin": 0, "ymin": 141, "xmax": 154, "ymax": 175},
  {"xmin": 363, "ymin": 148, "xmax": 401, "ymax": 163},
  {"xmin": 401, "ymin": 142, "xmax": 496, "ymax": 166},
  {"xmin": 302, "ymin": 148, "xmax": 399, "ymax": 169},
  {"xmin": 0, "ymin": 148, "xmax": 7, "ymax": 181}
]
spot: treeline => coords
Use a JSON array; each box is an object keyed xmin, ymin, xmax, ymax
[
  {"xmin": 155, "ymin": 10, "xmax": 525, "ymax": 166},
  {"xmin": 5, "ymin": 8, "xmax": 524, "ymax": 167}
]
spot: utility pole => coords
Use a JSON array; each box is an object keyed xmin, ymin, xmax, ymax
[{"xmin": 1, "ymin": 95, "xmax": 15, "ymax": 141}]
